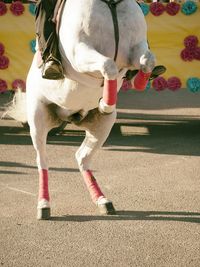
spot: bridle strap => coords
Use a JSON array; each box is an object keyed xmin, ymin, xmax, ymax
[{"xmin": 100, "ymin": 0, "xmax": 124, "ymax": 61}]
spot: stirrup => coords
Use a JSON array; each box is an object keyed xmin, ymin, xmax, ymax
[{"xmin": 42, "ymin": 57, "xmax": 64, "ymax": 80}]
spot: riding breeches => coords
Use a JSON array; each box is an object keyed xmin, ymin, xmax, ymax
[{"xmin": 35, "ymin": 0, "xmax": 63, "ymax": 62}]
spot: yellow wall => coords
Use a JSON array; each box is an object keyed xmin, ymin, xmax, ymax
[
  {"xmin": 0, "ymin": 3, "xmax": 200, "ymax": 89},
  {"xmin": 0, "ymin": 5, "xmax": 35, "ymax": 89},
  {"xmin": 146, "ymin": 7, "xmax": 200, "ymax": 87}
]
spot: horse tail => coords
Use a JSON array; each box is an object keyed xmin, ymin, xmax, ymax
[{"xmin": 2, "ymin": 89, "xmax": 27, "ymax": 123}]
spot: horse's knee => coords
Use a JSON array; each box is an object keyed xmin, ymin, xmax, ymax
[
  {"xmin": 75, "ymin": 134, "xmax": 100, "ymax": 171},
  {"xmin": 101, "ymin": 58, "xmax": 118, "ymax": 80},
  {"xmin": 75, "ymin": 151, "xmax": 84, "ymax": 171},
  {"xmin": 140, "ymin": 50, "xmax": 156, "ymax": 73},
  {"xmin": 75, "ymin": 146, "xmax": 93, "ymax": 171},
  {"xmin": 29, "ymin": 121, "xmax": 49, "ymax": 170}
]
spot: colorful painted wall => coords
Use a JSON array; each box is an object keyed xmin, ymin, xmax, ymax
[{"xmin": 0, "ymin": 1, "xmax": 200, "ymax": 93}]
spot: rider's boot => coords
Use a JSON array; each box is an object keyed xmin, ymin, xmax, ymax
[{"xmin": 42, "ymin": 57, "xmax": 64, "ymax": 80}]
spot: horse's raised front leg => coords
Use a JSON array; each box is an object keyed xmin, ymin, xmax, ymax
[
  {"xmin": 72, "ymin": 42, "xmax": 119, "ymax": 114},
  {"xmin": 130, "ymin": 41, "xmax": 156, "ymax": 91},
  {"xmin": 72, "ymin": 42, "xmax": 118, "ymax": 80},
  {"xmin": 27, "ymin": 102, "xmax": 53, "ymax": 220},
  {"xmin": 75, "ymin": 109, "xmax": 117, "ymax": 215}
]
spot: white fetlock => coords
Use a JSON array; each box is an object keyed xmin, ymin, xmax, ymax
[
  {"xmin": 98, "ymin": 98, "xmax": 115, "ymax": 114},
  {"xmin": 96, "ymin": 196, "xmax": 116, "ymax": 215},
  {"xmin": 140, "ymin": 51, "xmax": 155, "ymax": 73},
  {"xmin": 37, "ymin": 199, "xmax": 51, "ymax": 220},
  {"xmin": 37, "ymin": 199, "xmax": 50, "ymax": 209},
  {"xmin": 96, "ymin": 196, "xmax": 110, "ymax": 206}
]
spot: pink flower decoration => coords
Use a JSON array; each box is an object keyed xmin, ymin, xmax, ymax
[
  {"xmin": 152, "ymin": 77, "xmax": 167, "ymax": 91},
  {"xmin": 166, "ymin": 2, "xmax": 180, "ymax": 16},
  {"xmin": 180, "ymin": 48, "xmax": 194, "ymax": 61},
  {"xmin": 0, "ymin": 79, "xmax": 8, "ymax": 93},
  {"xmin": 0, "ymin": 1, "xmax": 7, "ymax": 16},
  {"xmin": 0, "ymin": 55, "xmax": 9, "ymax": 69},
  {"xmin": 0, "ymin": 43, "xmax": 5, "ymax": 56},
  {"xmin": 121, "ymin": 79, "xmax": 132, "ymax": 92},
  {"xmin": 12, "ymin": 79, "xmax": 26, "ymax": 91},
  {"xmin": 10, "ymin": 1, "xmax": 25, "ymax": 16},
  {"xmin": 193, "ymin": 47, "xmax": 200, "ymax": 60},
  {"xmin": 167, "ymin": 77, "xmax": 182, "ymax": 91},
  {"xmin": 150, "ymin": 2, "xmax": 165, "ymax": 16},
  {"xmin": 184, "ymin": 35, "xmax": 198, "ymax": 49}
]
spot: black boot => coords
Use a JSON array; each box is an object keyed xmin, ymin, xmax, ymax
[{"xmin": 42, "ymin": 58, "xmax": 64, "ymax": 80}]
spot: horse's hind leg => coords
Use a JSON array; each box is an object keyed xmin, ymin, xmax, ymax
[
  {"xmin": 28, "ymin": 103, "xmax": 52, "ymax": 220},
  {"xmin": 75, "ymin": 109, "xmax": 117, "ymax": 215}
]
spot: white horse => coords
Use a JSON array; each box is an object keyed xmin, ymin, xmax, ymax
[{"xmin": 8, "ymin": 0, "xmax": 156, "ymax": 219}]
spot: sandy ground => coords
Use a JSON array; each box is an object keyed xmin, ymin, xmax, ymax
[{"xmin": 0, "ymin": 89, "xmax": 200, "ymax": 267}]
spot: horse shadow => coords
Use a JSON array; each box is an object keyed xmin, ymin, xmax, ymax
[
  {"xmin": 50, "ymin": 210, "xmax": 200, "ymax": 224},
  {"xmin": 104, "ymin": 117, "xmax": 200, "ymax": 156},
  {"xmin": 0, "ymin": 161, "xmax": 79, "ymax": 175},
  {"xmin": 1, "ymin": 90, "xmax": 200, "ymax": 157},
  {"xmin": 1, "ymin": 114, "xmax": 200, "ymax": 157}
]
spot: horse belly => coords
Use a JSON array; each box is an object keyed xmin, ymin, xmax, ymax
[
  {"xmin": 54, "ymin": 82, "xmax": 103, "ymax": 112},
  {"xmin": 26, "ymin": 57, "xmax": 101, "ymax": 113}
]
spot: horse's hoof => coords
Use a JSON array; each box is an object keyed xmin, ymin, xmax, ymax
[
  {"xmin": 98, "ymin": 201, "xmax": 116, "ymax": 215},
  {"xmin": 37, "ymin": 199, "xmax": 51, "ymax": 220},
  {"xmin": 37, "ymin": 208, "xmax": 51, "ymax": 220}
]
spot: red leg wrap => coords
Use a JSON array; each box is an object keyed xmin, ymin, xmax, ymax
[
  {"xmin": 38, "ymin": 169, "xmax": 49, "ymax": 201},
  {"xmin": 103, "ymin": 79, "xmax": 117, "ymax": 105},
  {"xmin": 133, "ymin": 70, "xmax": 151, "ymax": 91},
  {"xmin": 82, "ymin": 170, "xmax": 104, "ymax": 203}
]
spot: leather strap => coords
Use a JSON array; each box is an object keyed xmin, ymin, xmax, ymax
[{"xmin": 100, "ymin": 0, "xmax": 124, "ymax": 61}]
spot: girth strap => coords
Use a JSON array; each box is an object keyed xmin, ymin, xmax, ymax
[{"xmin": 100, "ymin": 0, "xmax": 124, "ymax": 61}]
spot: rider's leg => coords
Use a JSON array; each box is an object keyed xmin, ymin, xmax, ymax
[{"xmin": 35, "ymin": 0, "xmax": 64, "ymax": 80}]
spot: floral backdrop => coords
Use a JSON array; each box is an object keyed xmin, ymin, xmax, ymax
[{"xmin": 0, "ymin": 1, "xmax": 200, "ymax": 93}]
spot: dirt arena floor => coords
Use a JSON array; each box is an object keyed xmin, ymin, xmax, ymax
[{"xmin": 0, "ymin": 89, "xmax": 200, "ymax": 267}]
